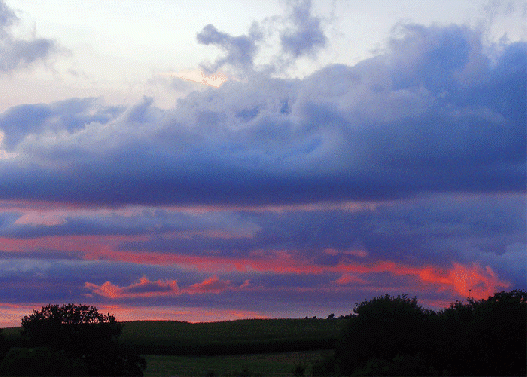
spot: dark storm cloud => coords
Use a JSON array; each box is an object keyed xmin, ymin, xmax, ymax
[
  {"xmin": 0, "ymin": 0, "xmax": 57, "ymax": 72},
  {"xmin": 0, "ymin": 24, "xmax": 524, "ymax": 206}
]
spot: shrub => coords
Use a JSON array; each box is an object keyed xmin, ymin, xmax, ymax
[
  {"xmin": 21, "ymin": 303, "xmax": 145, "ymax": 376},
  {"xmin": 0, "ymin": 347, "xmax": 88, "ymax": 376},
  {"xmin": 335, "ymin": 294, "xmax": 435, "ymax": 375}
]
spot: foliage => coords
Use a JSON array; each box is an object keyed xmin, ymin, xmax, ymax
[
  {"xmin": 22, "ymin": 303, "xmax": 121, "ymax": 349},
  {"xmin": 335, "ymin": 294, "xmax": 436, "ymax": 375},
  {"xmin": 20, "ymin": 303, "xmax": 145, "ymax": 376},
  {"xmin": 436, "ymin": 289, "xmax": 527, "ymax": 376},
  {"xmin": 0, "ymin": 347, "xmax": 88, "ymax": 376},
  {"xmin": 334, "ymin": 290, "xmax": 527, "ymax": 376},
  {"xmin": 0, "ymin": 329, "xmax": 9, "ymax": 361}
]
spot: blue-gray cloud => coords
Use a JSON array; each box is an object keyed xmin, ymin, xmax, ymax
[
  {"xmin": 197, "ymin": 22, "xmax": 262, "ymax": 74},
  {"xmin": 0, "ymin": 98, "xmax": 124, "ymax": 149},
  {"xmin": 0, "ymin": 0, "xmax": 57, "ymax": 72},
  {"xmin": 0, "ymin": 24, "xmax": 524, "ymax": 207},
  {"xmin": 280, "ymin": 0, "xmax": 326, "ymax": 58},
  {"xmin": 1, "ymin": 192, "xmax": 523, "ymax": 289}
]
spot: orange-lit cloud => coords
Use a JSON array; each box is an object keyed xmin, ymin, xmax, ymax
[
  {"xmin": 83, "ymin": 247, "xmax": 510, "ymax": 300},
  {"xmin": 85, "ymin": 275, "xmax": 249, "ymax": 299},
  {"xmin": 417, "ymin": 263, "xmax": 511, "ymax": 299},
  {"xmin": 85, "ymin": 276, "xmax": 180, "ymax": 299},
  {"xmin": 335, "ymin": 261, "xmax": 510, "ymax": 299},
  {"xmin": 186, "ymin": 275, "xmax": 232, "ymax": 294}
]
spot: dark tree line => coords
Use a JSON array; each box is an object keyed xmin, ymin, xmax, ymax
[
  {"xmin": 0, "ymin": 304, "xmax": 145, "ymax": 376},
  {"xmin": 313, "ymin": 290, "xmax": 526, "ymax": 376}
]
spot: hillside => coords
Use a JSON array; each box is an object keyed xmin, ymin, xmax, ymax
[
  {"xmin": 120, "ymin": 318, "xmax": 345, "ymax": 355},
  {"xmin": 2, "ymin": 318, "xmax": 346, "ymax": 356}
]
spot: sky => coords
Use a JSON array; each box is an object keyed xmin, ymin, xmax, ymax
[{"xmin": 0, "ymin": 0, "xmax": 525, "ymax": 326}]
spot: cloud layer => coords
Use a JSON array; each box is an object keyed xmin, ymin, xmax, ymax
[
  {"xmin": 0, "ymin": 24, "xmax": 524, "ymax": 207},
  {"xmin": 0, "ymin": 0, "xmax": 524, "ymax": 325}
]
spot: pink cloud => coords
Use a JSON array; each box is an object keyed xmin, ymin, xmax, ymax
[
  {"xmin": 324, "ymin": 248, "xmax": 368, "ymax": 258},
  {"xmin": 334, "ymin": 273, "xmax": 367, "ymax": 285},
  {"xmin": 416, "ymin": 263, "xmax": 511, "ymax": 299},
  {"xmin": 85, "ymin": 277, "xmax": 180, "ymax": 299},
  {"xmin": 186, "ymin": 275, "xmax": 233, "ymax": 294},
  {"xmin": 84, "ymin": 247, "xmax": 511, "ymax": 299},
  {"xmin": 0, "ymin": 303, "xmax": 47, "ymax": 327},
  {"xmin": 85, "ymin": 275, "xmax": 247, "ymax": 299},
  {"xmin": 334, "ymin": 262, "xmax": 510, "ymax": 300},
  {"xmin": 0, "ymin": 235, "xmax": 148, "ymax": 254}
]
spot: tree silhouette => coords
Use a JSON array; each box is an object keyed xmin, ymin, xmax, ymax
[
  {"xmin": 436, "ymin": 290, "xmax": 526, "ymax": 376},
  {"xmin": 21, "ymin": 303, "xmax": 145, "ymax": 376},
  {"xmin": 332, "ymin": 290, "xmax": 526, "ymax": 376},
  {"xmin": 335, "ymin": 294, "xmax": 436, "ymax": 376}
]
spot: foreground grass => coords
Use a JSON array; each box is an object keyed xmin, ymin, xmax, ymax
[
  {"xmin": 2, "ymin": 318, "xmax": 343, "ymax": 375},
  {"xmin": 143, "ymin": 350, "xmax": 333, "ymax": 377},
  {"xmin": 120, "ymin": 318, "xmax": 345, "ymax": 355}
]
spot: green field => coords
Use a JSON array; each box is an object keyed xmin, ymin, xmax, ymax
[
  {"xmin": 2, "ymin": 318, "xmax": 345, "ymax": 376},
  {"xmin": 119, "ymin": 318, "xmax": 345, "ymax": 356},
  {"xmin": 143, "ymin": 350, "xmax": 333, "ymax": 377}
]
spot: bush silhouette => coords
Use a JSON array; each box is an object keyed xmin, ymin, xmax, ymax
[
  {"xmin": 20, "ymin": 303, "xmax": 145, "ymax": 376},
  {"xmin": 0, "ymin": 347, "xmax": 88, "ymax": 376},
  {"xmin": 334, "ymin": 290, "xmax": 526, "ymax": 376},
  {"xmin": 436, "ymin": 290, "xmax": 526, "ymax": 376},
  {"xmin": 335, "ymin": 294, "xmax": 436, "ymax": 375}
]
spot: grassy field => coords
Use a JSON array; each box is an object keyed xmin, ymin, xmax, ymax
[
  {"xmin": 143, "ymin": 350, "xmax": 334, "ymax": 377},
  {"xmin": 1, "ymin": 318, "xmax": 345, "ymax": 375},
  {"xmin": 119, "ymin": 318, "xmax": 345, "ymax": 356}
]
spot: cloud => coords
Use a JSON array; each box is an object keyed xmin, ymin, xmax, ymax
[
  {"xmin": 0, "ymin": 206, "xmax": 260, "ymax": 240},
  {"xmin": 196, "ymin": 0, "xmax": 327, "ymax": 75},
  {"xmin": 280, "ymin": 0, "xmax": 326, "ymax": 59},
  {"xmin": 186, "ymin": 275, "xmax": 235, "ymax": 294},
  {"xmin": 0, "ymin": 98, "xmax": 124, "ymax": 149},
  {"xmin": 1, "ymin": 193, "xmax": 522, "ymax": 289},
  {"xmin": 197, "ymin": 22, "xmax": 262, "ymax": 75},
  {"xmin": 85, "ymin": 275, "xmax": 246, "ymax": 298},
  {"xmin": 85, "ymin": 276, "xmax": 180, "ymax": 298},
  {"xmin": 0, "ymin": 24, "xmax": 524, "ymax": 208},
  {"xmin": 0, "ymin": 0, "xmax": 57, "ymax": 72},
  {"xmin": 170, "ymin": 69, "xmax": 228, "ymax": 88},
  {"xmin": 80, "ymin": 244, "xmax": 511, "ymax": 299}
]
